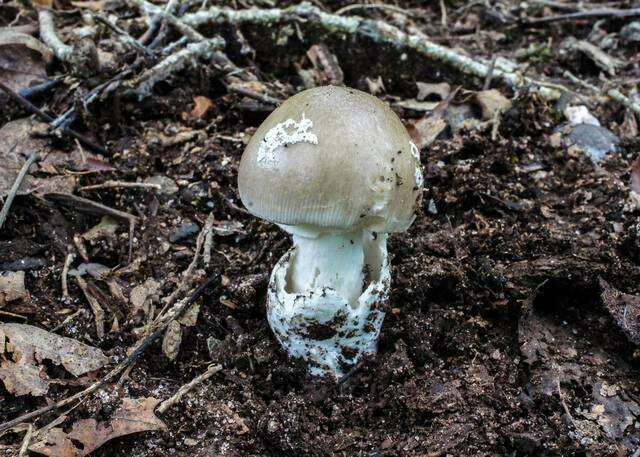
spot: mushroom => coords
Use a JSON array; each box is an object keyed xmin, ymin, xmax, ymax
[{"xmin": 238, "ymin": 85, "xmax": 423, "ymax": 378}]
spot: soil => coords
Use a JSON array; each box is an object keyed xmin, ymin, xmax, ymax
[{"xmin": 1, "ymin": 0, "xmax": 640, "ymax": 455}]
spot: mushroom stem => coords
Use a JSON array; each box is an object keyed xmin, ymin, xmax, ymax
[{"xmin": 287, "ymin": 231, "xmax": 364, "ymax": 303}]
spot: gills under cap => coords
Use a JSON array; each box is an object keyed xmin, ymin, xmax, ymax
[{"xmin": 238, "ymin": 85, "xmax": 423, "ymax": 234}]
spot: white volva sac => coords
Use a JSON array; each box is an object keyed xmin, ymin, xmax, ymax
[
  {"xmin": 238, "ymin": 86, "xmax": 423, "ymax": 378},
  {"xmin": 268, "ymin": 231, "xmax": 389, "ymax": 377}
]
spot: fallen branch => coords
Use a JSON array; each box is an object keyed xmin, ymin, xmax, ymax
[
  {"xmin": 0, "ymin": 273, "xmax": 220, "ymax": 435},
  {"xmin": 0, "ymin": 152, "xmax": 37, "ymax": 230},
  {"xmin": 156, "ymin": 364, "xmax": 222, "ymax": 414},
  {"xmin": 127, "ymin": 38, "xmax": 224, "ymax": 99},
  {"xmin": 181, "ymin": 1, "xmax": 639, "ymax": 112}
]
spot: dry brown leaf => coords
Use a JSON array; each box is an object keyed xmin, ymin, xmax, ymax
[
  {"xmin": 474, "ymin": 89, "xmax": 512, "ymax": 121},
  {"xmin": 0, "ymin": 323, "xmax": 108, "ymax": 396},
  {"xmin": 406, "ymin": 116, "xmax": 447, "ymax": 150},
  {"xmin": 416, "ymin": 82, "xmax": 451, "ymax": 101},
  {"xmin": 30, "ymin": 397, "xmax": 166, "ymax": 456},
  {"xmin": 130, "ymin": 278, "xmax": 160, "ymax": 318},
  {"xmin": 0, "ymin": 119, "xmax": 77, "ymax": 197},
  {"xmin": 0, "ymin": 270, "xmax": 28, "ymax": 307},
  {"xmin": 189, "ymin": 95, "xmax": 213, "ymax": 119},
  {"xmin": 0, "ymin": 31, "xmax": 51, "ymax": 96}
]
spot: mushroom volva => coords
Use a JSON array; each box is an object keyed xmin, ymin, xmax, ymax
[{"xmin": 238, "ymin": 85, "xmax": 423, "ymax": 378}]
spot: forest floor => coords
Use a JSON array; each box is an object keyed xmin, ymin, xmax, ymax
[{"xmin": 1, "ymin": 0, "xmax": 640, "ymax": 455}]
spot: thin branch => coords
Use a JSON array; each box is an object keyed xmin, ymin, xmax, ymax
[
  {"xmin": 79, "ymin": 181, "xmax": 162, "ymax": 192},
  {"xmin": 156, "ymin": 364, "xmax": 222, "ymax": 414},
  {"xmin": 525, "ymin": 7, "xmax": 640, "ymax": 24},
  {"xmin": 0, "ymin": 152, "xmax": 36, "ymax": 230}
]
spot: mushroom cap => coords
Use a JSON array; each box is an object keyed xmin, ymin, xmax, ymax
[{"xmin": 238, "ymin": 85, "xmax": 423, "ymax": 234}]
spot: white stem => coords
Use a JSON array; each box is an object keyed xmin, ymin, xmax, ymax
[{"xmin": 288, "ymin": 231, "xmax": 364, "ymax": 304}]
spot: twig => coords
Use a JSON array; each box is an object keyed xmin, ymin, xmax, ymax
[
  {"xmin": 38, "ymin": 10, "xmax": 72, "ymax": 62},
  {"xmin": 607, "ymin": 89, "xmax": 640, "ymax": 116},
  {"xmin": 129, "ymin": 0, "xmax": 205, "ymax": 42},
  {"xmin": 94, "ymin": 14, "xmax": 154, "ymax": 57},
  {"xmin": 17, "ymin": 424, "xmax": 33, "ymax": 457},
  {"xmin": 0, "ymin": 273, "xmax": 220, "ymax": 434},
  {"xmin": 525, "ymin": 7, "xmax": 640, "ymax": 24},
  {"xmin": 203, "ymin": 212, "xmax": 215, "ymax": 267},
  {"xmin": 0, "ymin": 80, "xmax": 108, "ymax": 155},
  {"xmin": 156, "ymin": 364, "xmax": 222, "ymax": 414},
  {"xmin": 483, "ymin": 55, "xmax": 497, "ymax": 90},
  {"xmin": 75, "ymin": 277, "xmax": 106, "ymax": 339},
  {"xmin": 61, "ymin": 251, "xmax": 75, "ymax": 299},
  {"xmin": 51, "ymin": 309, "xmax": 85, "ymax": 333},
  {"xmin": 79, "ymin": 181, "xmax": 162, "ymax": 192},
  {"xmin": 0, "ymin": 152, "xmax": 36, "ymax": 230},
  {"xmin": 45, "ymin": 193, "xmax": 137, "ymax": 262},
  {"xmin": 227, "ymin": 83, "xmax": 283, "ymax": 105},
  {"xmin": 334, "ymin": 3, "xmax": 410, "ymax": 16}
]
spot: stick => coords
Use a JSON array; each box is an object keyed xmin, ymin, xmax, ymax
[
  {"xmin": 227, "ymin": 83, "xmax": 282, "ymax": 105},
  {"xmin": 0, "ymin": 80, "xmax": 108, "ymax": 155},
  {"xmin": 79, "ymin": 181, "xmax": 162, "ymax": 192},
  {"xmin": 156, "ymin": 364, "xmax": 222, "ymax": 414},
  {"xmin": 525, "ymin": 7, "xmax": 640, "ymax": 24},
  {"xmin": 0, "ymin": 273, "xmax": 220, "ymax": 434},
  {"xmin": 61, "ymin": 251, "xmax": 75, "ymax": 299},
  {"xmin": 17, "ymin": 424, "xmax": 33, "ymax": 457},
  {"xmin": 0, "ymin": 152, "xmax": 36, "ymax": 230}
]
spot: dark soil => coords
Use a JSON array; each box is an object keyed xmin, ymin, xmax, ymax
[{"xmin": 1, "ymin": 0, "xmax": 640, "ymax": 455}]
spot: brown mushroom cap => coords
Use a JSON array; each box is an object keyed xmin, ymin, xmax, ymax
[{"xmin": 238, "ymin": 85, "xmax": 422, "ymax": 234}]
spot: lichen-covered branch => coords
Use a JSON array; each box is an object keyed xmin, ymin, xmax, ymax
[
  {"xmin": 181, "ymin": 2, "xmax": 537, "ymax": 92},
  {"xmin": 38, "ymin": 10, "xmax": 73, "ymax": 62},
  {"xmin": 127, "ymin": 38, "xmax": 224, "ymax": 99},
  {"xmin": 181, "ymin": 1, "xmax": 638, "ymax": 109},
  {"xmin": 128, "ymin": 0, "xmax": 205, "ymax": 42}
]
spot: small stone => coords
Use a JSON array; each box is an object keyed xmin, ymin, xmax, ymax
[
  {"xmin": 183, "ymin": 438, "xmax": 198, "ymax": 446},
  {"xmin": 169, "ymin": 222, "xmax": 200, "ymax": 243},
  {"xmin": 567, "ymin": 123, "xmax": 620, "ymax": 162}
]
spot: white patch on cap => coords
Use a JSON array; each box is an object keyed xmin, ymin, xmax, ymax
[
  {"xmin": 410, "ymin": 141, "xmax": 424, "ymax": 188},
  {"xmin": 257, "ymin": 114, "xmax": 318, "ymax": 167}
]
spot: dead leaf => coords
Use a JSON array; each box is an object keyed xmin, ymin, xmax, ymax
[
  {"xmin": 416, "ymin": 82, "xmax": 451, "ymax": 101},
  {"xmin": 31, "ymin": 0, "xmax": 53, "ymax": 6},
  {"xmin": 0, "ymin": 119, "xmax": 76, "ymax": 197},
  {"xmin": 620, "ymin": 109, "xmax": 638, "ymax": 140},
  {"xmin": 393, "ymin": 99, "xmax": 440, "ymax": 112},
  {"xmin": 599, "ymin": 279, "xmax": 640, "ymax": 345},
  {"xmin": 0, "ymin": 30, "xmax": 51, "ymax": 96},
  {"xmin": 30, "ymin": 397, "xmax": 166, "ymax": 456},
  {"xmin": 130, "ymin": 278, "xmax": 160, "ymax": 318},
  {"xmin": 188, "ymin": 95, "xmax": 213, "ymax": 119},
  {"xmin": 0, "ymin": 270, "xmax": 27, "ymax": 307},
  {"xmin": 82, "ymin": 215, "xmax": 120, "ymax": 243},
  {"xmin": 406, "ymin": 116, "xmax": 447, "ymax": 149},
  {"xmin": 474, "ymin": 89, "xmax": 512, "ymax": 121},
  {"xmin": 0, "ymin": 323, "xmax": 108, "ymax": 396}
]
